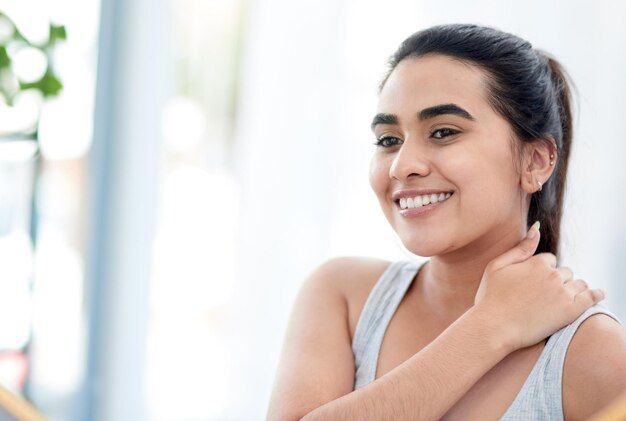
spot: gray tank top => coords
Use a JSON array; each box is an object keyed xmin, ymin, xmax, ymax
[{"xmin": 351, "ymin": 260, "xmax": 620, "ymax": 420}]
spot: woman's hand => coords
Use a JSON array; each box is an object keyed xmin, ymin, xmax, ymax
[{"xmin": 474, "ymin": 221, "xmax": 606, "ymax": 352}]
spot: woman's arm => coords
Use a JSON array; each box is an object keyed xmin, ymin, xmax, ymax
[
  {"xmin": 267, "ymin": 225, "xmax": 606, "ymax": 421},
  {"xmin": 303, "ymin": 304, "xmax": 511, "ymax": 421}
]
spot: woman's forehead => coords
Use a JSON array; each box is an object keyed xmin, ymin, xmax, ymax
[{"xmin": 377, "ymin": 55, "xmax": 491, "ymax": 117}]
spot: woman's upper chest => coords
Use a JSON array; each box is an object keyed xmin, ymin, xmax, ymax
[
  {"xmin": 347, "ymin": 274, "xmax": 547, "ymax": 419},
  {"xmin": 382, "ymin": 295, "xmax": 545, "ymax": 419}
]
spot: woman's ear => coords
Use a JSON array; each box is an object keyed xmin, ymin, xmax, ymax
[{"xmin": 520, "ymin": 138, "xmax": 557, "ymax": 193}]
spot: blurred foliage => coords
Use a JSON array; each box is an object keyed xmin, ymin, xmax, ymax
[{"xmin": 0, "ymin": 10, "xmax": 66, "ymax": 106}]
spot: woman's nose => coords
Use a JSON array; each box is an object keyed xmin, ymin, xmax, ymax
[{"xmin": 389, "ymin": 140, "xmax": 431, "ymax": 181}]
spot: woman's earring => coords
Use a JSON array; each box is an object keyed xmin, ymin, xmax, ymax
[
  {"xmin": 550, "ymin": 153, "xmax": 555, "ymax": 166},
  {"xmin": 537, "ymin": 180, "xmax": 543, "ymax": 192}
]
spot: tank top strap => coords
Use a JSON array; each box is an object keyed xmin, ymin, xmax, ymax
[
  {"xmin": 352, "ymin": 260, "xmax": 424, "ymax": 390},
  {"xmin": 501, "ymin": 303, "xmax": 621, "ymax": 420}
]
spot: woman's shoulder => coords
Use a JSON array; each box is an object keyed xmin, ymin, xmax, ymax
[
  {"xmin": 310, "ymin": 256, "xmax": 393, "ymax": 292},
  {"xmin": 563, "ymin": 307, "xmax": 626, "ymax": 420},
  {"xmin": 309, "ymin": 256, "xmax": 395, "ymax": 340},
  {"xmin": 268, "ymin": 256, "xmax": 392, "ymax": 420}
]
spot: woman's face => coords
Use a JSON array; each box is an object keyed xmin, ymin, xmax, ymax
[{"xmin": 369, "ymin": 54, "xmax": 527, "ymax": 257}]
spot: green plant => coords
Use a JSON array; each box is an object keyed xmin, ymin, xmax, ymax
[{"xmin": 0, "ymin": 11, "xmax": 66, "ymax": 106}]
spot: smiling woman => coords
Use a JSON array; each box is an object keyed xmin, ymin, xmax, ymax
[
  {"xmin": 369, "ymin": 54, "xmax": 537, "ymax": 259},
  {"xmin": 267, "ymin": 24, "xmax": 626, "ymax": 421}
]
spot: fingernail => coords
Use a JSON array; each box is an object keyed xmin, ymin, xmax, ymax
[{"xmin": 527, "ymin": 221, "xmax": 540, "ymax": 239}]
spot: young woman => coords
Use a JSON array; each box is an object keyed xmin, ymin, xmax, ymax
[{"xmin": 267, "ymin": 24, "xmax": 626, "ymax": 420}]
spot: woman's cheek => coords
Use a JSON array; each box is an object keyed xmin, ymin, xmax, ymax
[{"xmin": 368, "ymin": 155, "xmax": 389, "ymax": 197}]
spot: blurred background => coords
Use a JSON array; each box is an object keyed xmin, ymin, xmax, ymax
[{"xmin": 0, "ymin": 0, "xmax": 624, "ymax": 419}]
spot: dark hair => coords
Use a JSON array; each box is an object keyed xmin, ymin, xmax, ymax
[{"xmin": 381, "ymin": 24, "xmax": 573, "ymax": 259}]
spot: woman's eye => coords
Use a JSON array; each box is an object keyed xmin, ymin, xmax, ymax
[
  {"xmin": 374, "ymin": 136, "xmax": 402, "ymax": 148},
  {"xmin": 431, "ymin": 128, "xmax": 460, "ymax": 139}
]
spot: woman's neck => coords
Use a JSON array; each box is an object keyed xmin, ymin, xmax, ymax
[{"xmin": 416, "ymin": 223, "xmax": 527, "ymax": 321}]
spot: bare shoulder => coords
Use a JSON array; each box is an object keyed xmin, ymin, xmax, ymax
[
  {"xmin": 315, "ymin": 256, "xmax": 393, "ymax": 340},
  {"xmin": 312, "ymin": 255, "xmax": 392, "ymax": 286},
  {"xmin": 563, "ymin": 311, "xmax": 626, "ymax": 420},
  {"xmin": 266, "ymin": 256, "xmax": 391, "ymax": 421}
]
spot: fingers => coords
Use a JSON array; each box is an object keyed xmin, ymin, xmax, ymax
[
  {"xmin": 566, "ymin": 279, "xmax": 606, "ymax": 310},
  {"xmin": 535, "ymin": 253, "xmax": 557, "ymax": 269},
  {"xmin": 587, "ymin": 289, "xmax": 607, "ymax": 304},
  {"xmin": 490, "ymin": 221, "xmax": 541, "ymax": 270},
  {"xmin": 566, "ymin": 279, "xmax": 589, "ymax": 295},
  {"xmin": 557, "ymin": 266, "xmax": 573, "ymax": 282},
  {"xmin": 572, "ymin": 288, "xmax": 607, "ymax": 307}
]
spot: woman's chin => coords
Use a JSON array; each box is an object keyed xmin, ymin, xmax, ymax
[{"xmin": 400, "ymin": 238, "xmax": 451, "ymax": 258}]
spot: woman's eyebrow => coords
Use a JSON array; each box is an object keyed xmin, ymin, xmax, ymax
[
  {"xmin": 371, "ymin": 113, "xmax": 398, "ymax": 131},
  {"xmin": 419, "ymin": 103, "xmax": 475, "ymax": 121},
  {"xmin": 371, "ymin": 104, "xmax": 475, "ymax": 131}
]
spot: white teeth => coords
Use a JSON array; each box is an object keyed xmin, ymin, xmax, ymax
[{"xmin": 399, "ymin": 192, "xmax": 453, "ymax": 209}]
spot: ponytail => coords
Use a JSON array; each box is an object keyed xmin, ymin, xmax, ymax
[{"xmin": 528, "ymin": 52, "xmax": 574, "ymax": 260}]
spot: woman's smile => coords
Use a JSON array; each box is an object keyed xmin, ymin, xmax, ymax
[{"xmin": 394, "ymin": 189, "xmax": 454, "ymax": 216}]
